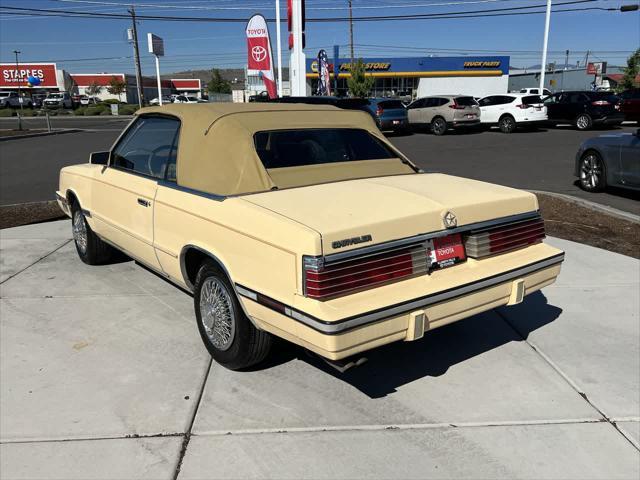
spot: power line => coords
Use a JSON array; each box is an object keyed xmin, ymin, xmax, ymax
[{"xmin": 0, "ymin": 1, "xmax": 615, "ymax": 23}]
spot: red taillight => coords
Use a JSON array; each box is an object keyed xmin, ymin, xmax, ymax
[
  {"xmin": 304, "ymin": 245, "xmax": 427, "ymax": 299},
  {"xmin": 464, "ymin": 218, "xmax": 545, "ymax": 258},
  {"xmin": 376, "ymin": 106, "xmax": 384, "ymax": 116},
  {"xmin": 516, "ymin": 103, "xmax": 529, "ymax": 109},
  {"xmin": 591, "ymin": 100, "xmax": 610, "ymax": 106}
]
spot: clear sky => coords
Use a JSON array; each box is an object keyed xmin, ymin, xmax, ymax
[{"xmin": 0, "ymin": 0, "xmax": 638, "ymax": 75}]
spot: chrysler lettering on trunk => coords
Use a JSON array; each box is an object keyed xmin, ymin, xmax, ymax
[{"xmin": 331, "ymin": 234, "xmax": 373, "ymax": 249}]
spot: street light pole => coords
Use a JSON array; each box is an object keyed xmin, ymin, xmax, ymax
[
  {"xmin": 538, "ymin": 0, "xmax": 552, "ymax": 93},
  {"xmin": 13, "ymin": 50, "xmax": 23, "ymax": 112}
]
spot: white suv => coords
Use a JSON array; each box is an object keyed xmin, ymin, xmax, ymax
[
  {"xmin": 478, "ymin": 94, "xmax": 547, "ymax": 133},
  {"xmin": 519, "ymin": 88, "xmax": 552, "ymax": 96}
]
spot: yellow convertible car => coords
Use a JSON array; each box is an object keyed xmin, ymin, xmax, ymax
[{"xmin": 57, "ymin": 103, "xmax": 563, "ymax": 370}]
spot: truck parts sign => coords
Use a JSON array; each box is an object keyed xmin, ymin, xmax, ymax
[{"xmin": 0, "ymin": 63, "xmax": 58, "ymax": 88}]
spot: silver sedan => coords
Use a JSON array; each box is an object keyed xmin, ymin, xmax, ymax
[{"xmin": 574, "ymin": 130, "xmax": 640, "ymax": 192}]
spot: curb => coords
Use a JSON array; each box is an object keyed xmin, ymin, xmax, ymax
[
  {"xmin": 531, "ymin": 190, "xmax": 640, "ymax": 224},
  {"xmin": 0, "ymin": 129, "xmax": 83, "ymax": 142}
]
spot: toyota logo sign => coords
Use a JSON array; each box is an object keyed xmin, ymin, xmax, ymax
[{"xmin": 252, "ymin": 46, "xmax": 267, "ymax": 62}]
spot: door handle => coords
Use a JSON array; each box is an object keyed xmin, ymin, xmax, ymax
[{"xmin": 137, "ymin": 198, "xmax": 151, "ymax": 207}]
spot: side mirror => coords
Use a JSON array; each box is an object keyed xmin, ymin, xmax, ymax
[{"xmin": 90, "ymin": 151, "xmax": 109, "ymax": 165}]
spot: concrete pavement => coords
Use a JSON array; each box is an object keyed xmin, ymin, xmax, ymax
[{"xmin": 1, "ymin": 220, "xmax": 638, "ymax": 479}]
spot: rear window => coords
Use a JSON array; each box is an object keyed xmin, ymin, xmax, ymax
[
  {"xmin": 254, "ymin": 128, "xmax": 396, "ymax": 169},
  {"xmin": 377, "ymin": 100, "xmax": 404, "ymax": 109},
  {"xmin": 455, "ymin": 96, "xmax": 478, "ymax": 106},
  {"xmin": 522, "ymin": 95, "xmax": 543, "ymax": 105}
]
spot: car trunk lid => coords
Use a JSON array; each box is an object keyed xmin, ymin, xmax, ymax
[{"xmin": 241, "ymin": 173, "xmax": 539, "ymax": 255}]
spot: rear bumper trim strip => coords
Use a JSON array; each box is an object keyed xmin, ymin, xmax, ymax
[{"xmin": 236, "ymin": 252, "xmax": 564, "ymax": 335}]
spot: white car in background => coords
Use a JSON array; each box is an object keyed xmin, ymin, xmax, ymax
[
  {"xmin": 478, "ymin": 94, "xmax": 547, "ymax": 133},
  {"xmin": 79, "ymin": 95, "xmax": 100, "ymax": 106},
  {"xmin": 173, "ymin": 95, "xmax": 201, "ymax": 104},
  {"xmin": 149, "ymin": 95, "xmax": 173, "ymax": 105},
  {"xmin": 519, "ymin": 88, "xmax": 552, "ymax": 96}
]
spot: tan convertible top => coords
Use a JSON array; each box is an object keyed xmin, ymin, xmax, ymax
[{"xmin": 137, "ymin": 103, "xmax": 415, "ymax": 196}]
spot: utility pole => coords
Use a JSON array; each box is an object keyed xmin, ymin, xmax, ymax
[
  {"xmin": 564, "ymin": 49, "xmax": 569, "ymax": 69},
  {"xmin": 128, "ymin": 6, "xmax": 144, "ymax": 108},
  {"xmin": 348, "ymin": 0, "xmax": 354, "ymax": 65},
  {"xmin": 13, "ymin": 50, "xmax": 23, "ymax": 112},
  {"xmin": 538, "ymin": 0, "xmax": 552, "ymax": 94}
]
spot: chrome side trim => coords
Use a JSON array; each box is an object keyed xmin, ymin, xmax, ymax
[
  {"xmin": 237, "ymin": 252, "xmax": 564, "ymax": 335},
  {"xmin": 55, "ymin": 192, "xmax": 68, "ymax": 205},
  {"xmin": 157, "ymin": 180, "xmax": 226, "ymax": 202},
  {"xmin": 323, "ymin": 211, "xmax": 541, "ymax": 265}
]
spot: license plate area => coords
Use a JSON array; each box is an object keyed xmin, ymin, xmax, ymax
[{"xmin": 426, "ymin": 233, "xmax": 467, "ymax": 270}]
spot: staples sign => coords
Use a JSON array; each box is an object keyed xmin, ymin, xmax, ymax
[{"xmin": 0, "ymin": 63, "xmax": 58, "ymax": 88}]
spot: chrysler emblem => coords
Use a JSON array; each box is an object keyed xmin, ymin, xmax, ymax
[{"xmin": 443, "ymin": 211, "xmax": 457, "ymax": 228}]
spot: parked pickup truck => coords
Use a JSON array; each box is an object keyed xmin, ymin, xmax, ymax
[{"xmin": 57, "ymin": 103, "xmax": 564, "ymax": 370}]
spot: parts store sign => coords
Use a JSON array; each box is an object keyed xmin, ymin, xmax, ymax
[{"xmin": 0, "ymin": 63, "xmax": 58, "ymax": 88}]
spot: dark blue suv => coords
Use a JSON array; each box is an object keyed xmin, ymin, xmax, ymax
[{"xmin": 363, "ymin": 98, "xmax": 409, "ymax": 133}]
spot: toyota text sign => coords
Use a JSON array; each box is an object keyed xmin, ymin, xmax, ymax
[
  {"xmin": 245, "ymin": 14, "xmax": 276, "ymax": 98},
  {"xmin": 0, "ymin": 63, "xmax": 58, "ymax": 88}
]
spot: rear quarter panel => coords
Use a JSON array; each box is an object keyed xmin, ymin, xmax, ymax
[{"xmin": 153, "ymin": 187, "xmax": 321, "ymax": 303}]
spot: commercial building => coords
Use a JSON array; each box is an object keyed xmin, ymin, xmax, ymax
[
  {"xmin": 508, "ymin": 66, "xmax": 625, "ymax": 93},
  {"xmin": 0, "ymin": 62, "xmax": 73, "ymax": 94},
  {"xmin": 0, "ymin": 62, "xmax": 203, "ymax": 103},
  {"xmin": 305, "ymin": 56, "xmax": 510, "ymax": 99}
]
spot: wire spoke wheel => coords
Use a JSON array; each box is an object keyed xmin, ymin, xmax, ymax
[
  {"xmin": 72, "ymin": 210, "xmax": 88, "ymax": 255},
  {"xmin": 199, "ymin": 277, "xmax": 236, "ymax": 351}
]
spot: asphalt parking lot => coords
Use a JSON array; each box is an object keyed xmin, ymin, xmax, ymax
[
  {"xmin": 1, "ymin": 220, "xmax": 638, "ymax": 479},
  {"xmin": 1, "ymin": 116, "xmax": 637, "ymax": 214}
]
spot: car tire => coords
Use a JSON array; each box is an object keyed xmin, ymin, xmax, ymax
[
  {"xmin": 575, "ymin": 113, "xmax": 592, "ymax": 131},
  {"xmin": 194, "ymin": 260, "xmax": 272, "ymax": 370},
  {"xmin": 578, "ymin": 150, "xmax": 606, "ymax": 192},
  {"xmin": 431, "ymin": 117, "xmax": 447, "ymax": 136},
  {"xmin": 498, "ymin": 115, "xmax": 516, "ymax": 133},
  {"xmin": 71, "ymin": 204, "xmax": 113, "ymax": 265}
]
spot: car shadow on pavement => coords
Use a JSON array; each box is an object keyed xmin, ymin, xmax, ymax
[
  {"xmin": 571, "ymin": 180, "xmax": 640, "ymax": 201},
  {"xmin": 297, "ymin": 291, "xmax": 562, "ymax": 398}
]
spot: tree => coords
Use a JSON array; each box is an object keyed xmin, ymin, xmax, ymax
[
  {"xmin": 207, "ymin": 68, "xmax": 231, "ymax": 94},
  {"xmin": 107, "ymin": 77, "xmax": 127, "ymax": 102},
  {"xmin": 346, "ymin": 58, "xmax": 374, "ymax": 98},
  {"xmin": 617, "ymin": 48, "xmax": 640, "ymax": 92},
  {"xmin": 85, "ymin": 81, "xmax": 102, "ymax": 96}
]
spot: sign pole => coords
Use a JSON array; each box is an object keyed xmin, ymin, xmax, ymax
[
  {"xmin": 538, "ymin": 0, "xmax": 552, "ymax": 93},
  {"xmin": 147, "ymin": 33, "xmax": 165, "ymax": 105},
  {"xmin": 290, "ymin": 0, "xmax": 306, "ymax": 96},
  {"xmin": 155, "ymin": 55, "xmax": 162, "ymax": 105},
  {"xmin": 275, "ymin": 0, "xmax": 283, "ymax": 97}
]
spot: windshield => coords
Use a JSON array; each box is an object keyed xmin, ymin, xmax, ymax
[
  {"xmin": 254, "ymin": 128, "xmax": 396, "ymax": 169},
  {"xmin": 48, "ymin": 93, "xmax": 63, "ymax": 99}
]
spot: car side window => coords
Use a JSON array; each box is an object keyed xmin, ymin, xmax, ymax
[
  {"xmin": 111, "ymin": 116, "xmax": 180, "ymax": 180},
  {"xmin": 479, "ymin": 96, "xmax": 496, "ymax": 107}
]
